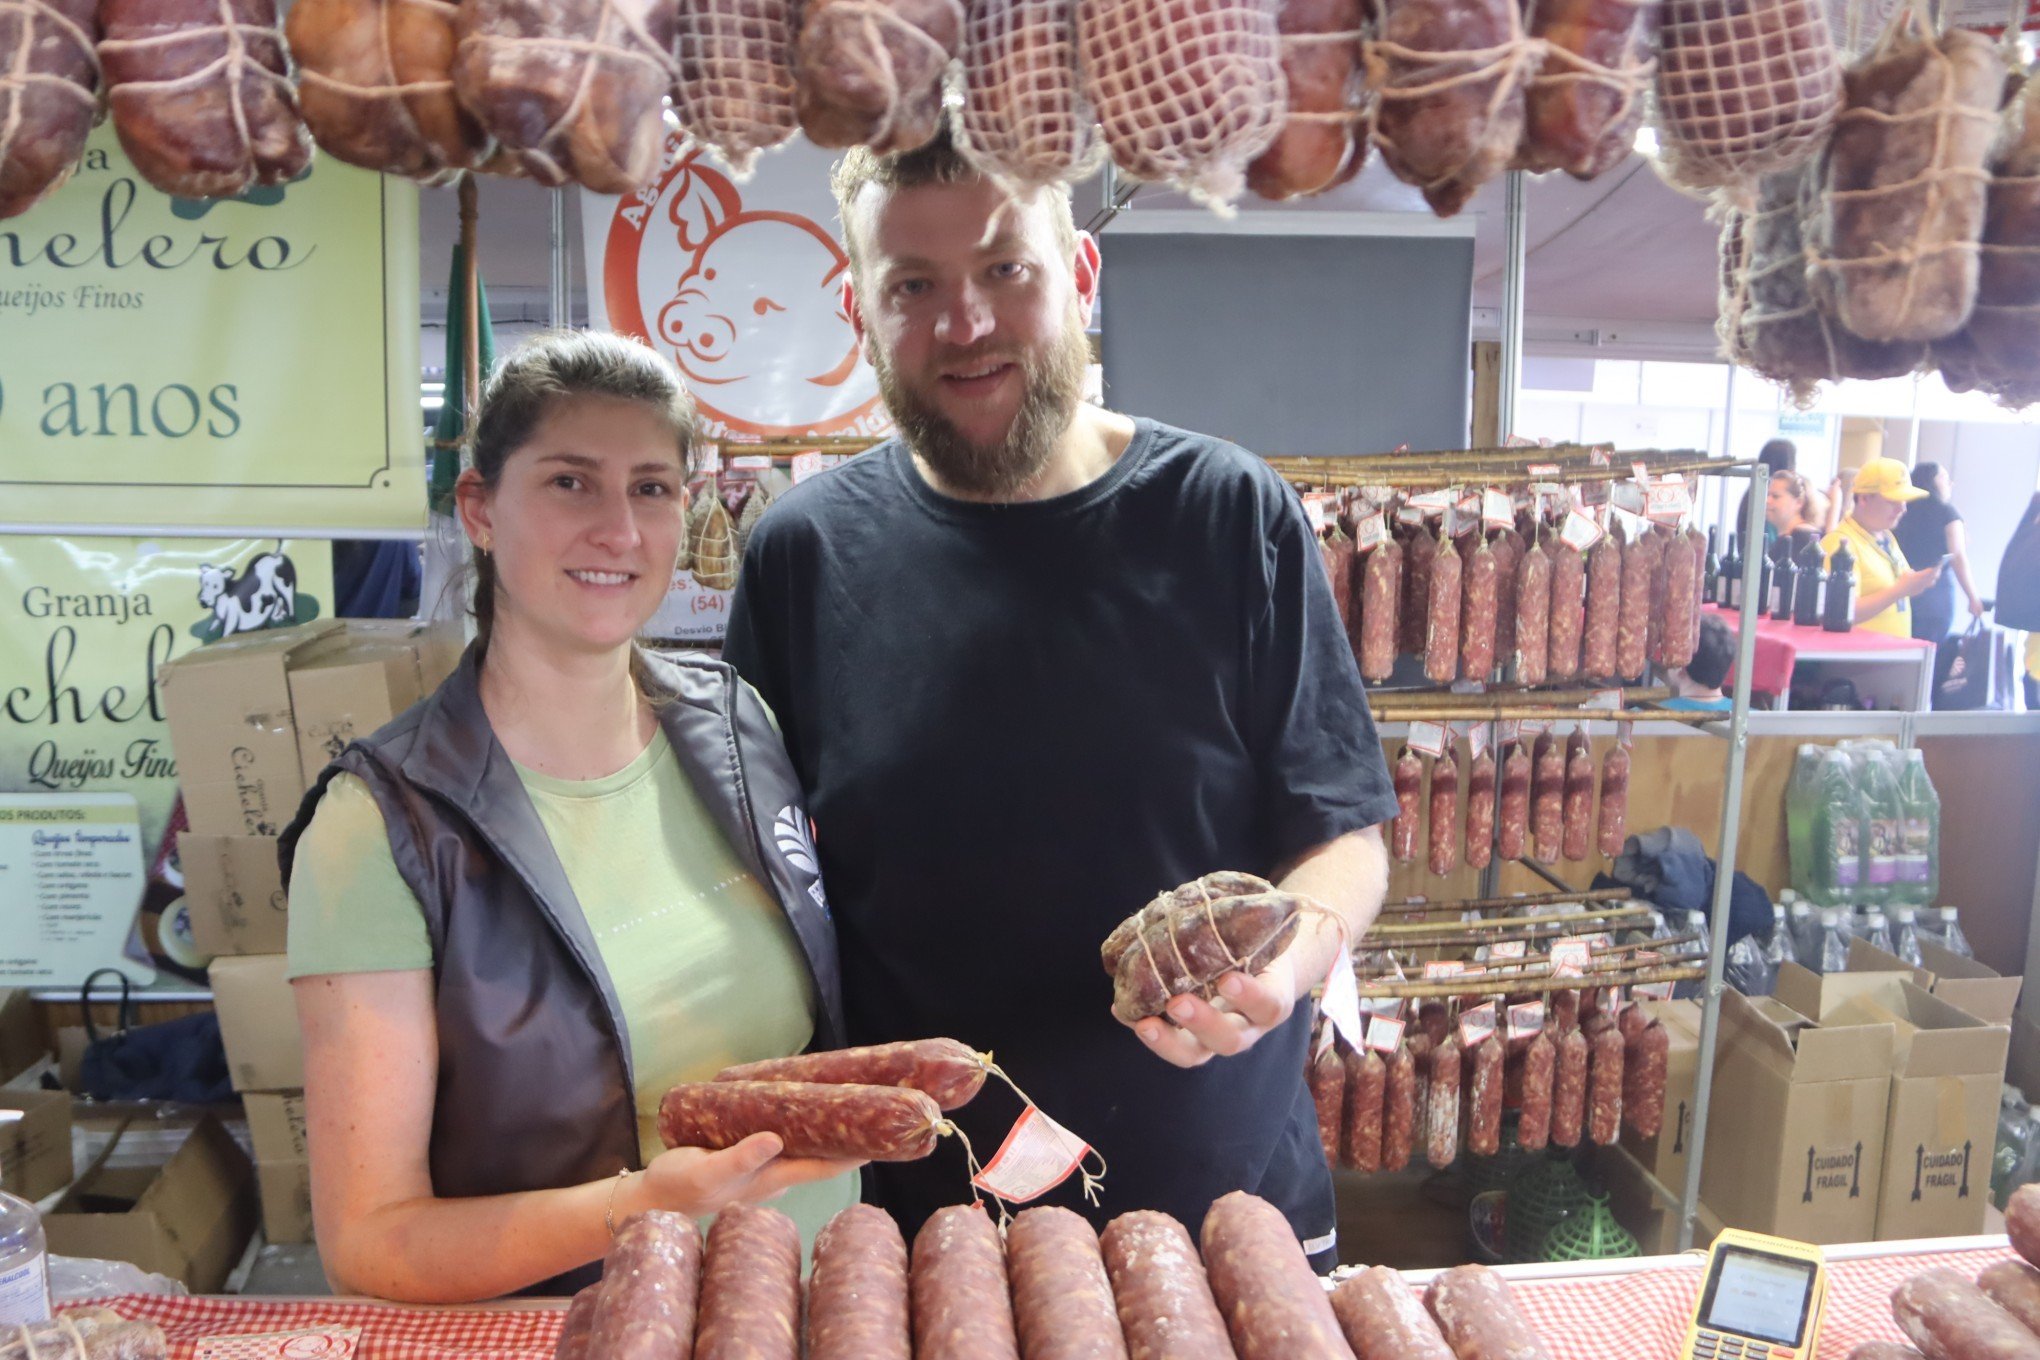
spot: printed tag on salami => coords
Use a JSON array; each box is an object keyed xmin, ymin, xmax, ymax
[
  {"xmin": 1646, "ymin": 475, "xmax": 1693, "ymax": 525},
  {"xmin": 1355, "ymin": 510, "xmax": 1390, "ymax": 553},
  {"xmin": 1397, "ymin": 504, "xmax": 1426, "ymax": 527},
  {"xmin": 1527, "ymin": 463, "xmax": 1562, "ymax": 478},
  {"xmin": 1320, "ymin": 947, "xmax": 1366, "ymax": 1051},
  {"xmin": 1365, "ymin": 1014, "xmax": 1407, "ymax": 1054},
  {"xmin": 1559, "ymin": 508, "xmax": 1603, "ymax": 553},
  {"xmin": 1407, "ymin": 721, "xmax": 1450, "ymax": 758},
  {"xmin": 1488, "ymin": 939, "xmax": 1528, "ymax": 960},
  {"xmin": 1498, "ymin": 719, "xmax": 1522, "ymax": 746},
  {"xmin": 1635, "ymin": 981, "xmax": 1676, "ymax": 1001},
  {"xmin": 1507, "ymin": 1000, "xmax": 1547, "ymax": 1039},
  {"xmin": 1589, "ymin": 446, "xmax": 1613, "ymax": 467},
  {"xmin": 1518, "ymin": 718, "xmax": 1551, "ymax": 736},
  {"xmin": 1423, "ymin": 959, "xmax": 1468, "ymax": 981},
  {"xmin": 1467, "ymin": 723, "xmax": 1490, "ymax": 760},
  {"xmin": 789, "ymin": 451, "xmax": 826, "ymax": 484},
  {"xmin": 1302, "ymin": 492, "xmax": 1332, "ymax": 535},
  {"xmin": 1483, "ymin": 488, "xmax": 1513, "ymax": 530},
  {"xmin": 1549, "ymin": 940, "xmax": 1592, "ymax": 977},
  {"xmin": 1459, "ymin": 1001, "xmax": 1499, "ymax": 1047},
  {"xmin": 973, "ymin": 1106, "xmax": 1091, "ymax": 1204},
  {"xmin": 1410, "ymin": 489, "xmax": 1454, "ymax": 518},
  {"xmin": 1587, "ymin": 688, "xmax": 1624, "ymax": 711},
  {"xmin": 196, "ymin": 1328, "xmax": 363, "ymax": 1360}
]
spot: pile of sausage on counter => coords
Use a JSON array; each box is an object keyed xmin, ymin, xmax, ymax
[
  {"xmin": 1850, "ymin": 1186, "xmax": 2040, "ymax": 1360},
  {"xmin": 1310, "ymin": 987, "xmax": 1670, "ymax": 1174},
  {"xmin": 1389, "ymin": 728, "xmax": 1629, "ymax": 878},
  {"xmin": 560, "ymin": 1190, "xmax": 1559, "ymax": 1360}
]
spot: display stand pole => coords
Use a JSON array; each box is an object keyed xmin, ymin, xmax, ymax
[
  {"xmin": 460, "ymin": 174, "xmax": 481, "ymax": 462},
  {"xmin": 548, "ymin": 188, "xmax": 570, "ymax": 330},
  {"xmin": 1497, "ymin": 171, "xmax": 1529, "ymax": 441},
  {"xmin": 1677, "ymin": 463, "xmax": 1768, "ymax": 1248}
]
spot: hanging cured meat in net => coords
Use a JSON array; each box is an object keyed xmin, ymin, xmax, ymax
[
  {"xmin": 287, "ymin": 0, "xmax": 499, "ymax": 181},
  {"xmin": 1366, "ymin": 0, "xmax": 1540, "ymax": 216},
  {"xmin": 1520, "ymin": 0, "xmax": 1659, "ymax": 180},
  {"xmin": 99, "ymin": 0, "xmax": 313, "ymax": 200},
  {"xmin": 955, "ymin": 0, "xmax": 1101, "ymax": 189},
  {"xmin": 670, "ymin": 0, "xmax": 800, "ymax": 176},
  {"xmin": 0, "ymin": 0, "xmax": 98, "ymax": 219},
  {"xmin": 796, "ymin": 0, "xmax": 964, "ymax": 155},
  {"xmin": 1650, "ymin": 0, "xmax": 1841, "ymax": 196},
  {"xmin": 453, "ymin": 0, "xmax": 676, "ymax": 194},
  {"xmin": 1937, "ymin": 67, "xmax": 2040, "ymax": 407},
  {"xmin": 1079, "ymin": 0, "xmax": 1288, "ymax": 209},
  {"xmin": 1245, "ymin": 0, "xmax": 1369, "ymax": 200}
]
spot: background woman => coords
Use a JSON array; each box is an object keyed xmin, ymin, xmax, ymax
[{"xmin": 1894, "ymin": 461, "xmax": 1987, "ymax": 645}]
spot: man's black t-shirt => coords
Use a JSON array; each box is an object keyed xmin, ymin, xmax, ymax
[{"xmin": 723, "ymin": 419, "xmax": 1399, "ymax": 1252}]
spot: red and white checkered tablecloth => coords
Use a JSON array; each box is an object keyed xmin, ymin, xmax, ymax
[{"xmin": 73, "ymin": 1240, "xmax": 2026, "ymax": 1360}]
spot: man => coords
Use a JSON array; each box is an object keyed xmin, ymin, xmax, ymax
[
  {"xmin": 1661, "ymin": 615, "xmax": 1736, "ymax": 712},
  {"xmin": 722, "ymin": 132, "xmax": 1396, "ymax": 1264},
  {"xmin": 1823, "ymin": 458, "xmax": 1942, "ymax": 639}
]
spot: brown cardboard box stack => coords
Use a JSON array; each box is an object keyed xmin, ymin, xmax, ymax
[{"xmin": 159, "ymin": 619, "xmax": 460, "ymax": 1244}]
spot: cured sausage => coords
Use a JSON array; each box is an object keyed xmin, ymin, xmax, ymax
[
  {"xmin": 1332, "ymin": 1266, "xmax": 1456, "ymax": 1360},
  {"xmin": 1360, "ymin": 537, "xmax": 1404, "ymax": 682},
  {"xmin": 1408, "ymin": 1034, "xmax": 1434, "ymax": 1156},
  {"xmin": 1846, "ymin": 1347, "xmax": 1927, "ymax": 1360},
  {"xmin": 1531, "ymin": 732, "xmax": 1565, "ymax": 864},
  {"xmin": 1009, "ymin": 1207, "xmax": 1129, "ymax": 1360},
  {"xmin": 1517, "ymin": 1029, "xmax": 1556, "ymax": 1151},
  {"xmin": 556, "ymin": 1285, "xmax": 598, "ymax": 1360},
  {"xmin": 658, "ymin": 1081, "xmax": 944, "ymax": 1161},
  {"xmin": 0, "ymin": 0, "xmax": 98, "ymax": 220},
  {"xmin": 1247, "ymin": 0, "xmax": 1370, "ymax": 201},
  {"xmin": 715, "ymin": 1039, "xmax": 988, "ymax": 1111},
  {"xmin": 1491, "ymin": 528, "xmax": 1523, "ymax": 670},
  {"xmin": 1466, "ymin": 1035, "xmax": 1503, "ymax": 1158},
  {"xmin": 1111, "ymin": 883, "xmax": 1304, "ymax": 1022},
  {"xmin": 1425, "ymin": 1265, "xmax": 1554, "ymax": 1360},
  {"xmin": 1464, "ymin": 749, "xmax": 1497, "ymax": 872},
  {"xmin": 913, "ymin": 1204, "xmax": 1021, "ymax": 1360},
  {"xmin": 1393, "ymin": 746, "xmax": 1424, "ymax": 864},
  {"xmin": 1312, "ymin": 1036, "xmax": 1348, "ymax": 1165},
  {"xmin": 1368, "ymin": 0, "xmax": 1531, "ymax": 215},
  {"xmin": 1547, "ymin": 542, "xmax": 1586, "ymax": 682},
  {"xmin": 1342, "ymin": 1043, "xmax": 1387, "ymax": 1173},
  {"xmin": 1497, "ymin": 742, "xmax": 1531, "ymax": 861},
  {"xmin": 1202, "ymin": 1192, "xmax": 1356, "ymax": 1358},
  {"xmin": 1514, "ymin": 538, "xmax": 1552, "ymax": 687},
  {"xmin": 1101, "ymin": 1211, "xmax": 1235, "ymax": 1360},
  {"xmin": 1426, "ymin": 531, "xmax": 1463, "ymax": 684},
  {"xmin": 1551, "ymin": 988, "xmax": 1580, "ymax": 1034},
  {"xmin": 1977, "ymin": 1260, "xmax": 2040, "ymax": 1337},
  {"xmin": 1616, "ymin": 528, "xmax": 1657, "ymax": 681},
  {"xmin": 1617, "ymin": 1001, "xmax": 1648, "ymax": 1044},
  {"xmin": 1623, "ymin": 1019, "xmax": 1669, "ymax": 1139},
  {"xmin": 808, "ymin": 1204, "xmax": 911, "ymax": 1360},
  {"xmin": 1598, "ymin": 743, "xmax": 1631, "ymax": 858},
  {"xmin": 1429, "ymin": 749, "xmax": 1461, "ymax": 877},
  {"xmin": 1588, "ymin": 1023, "xmax": 1624, "ymax": 1145},
  {"xmin": 1402, "ymin": 525, "xmax": 1437, "ymax": 658},
  {"xmin": 1893, "ymin": 1268, "xmax": 2040, "ymax": 1360},
  {"xmin": 1461, "ymin": 535, "xmax": 1500, "ymax": 682},
  {"xmin": 697, "ymin": 1203, "xmax": 801, "ymax": 1360},
  {"xmin": 1660, "ymin": 527, "xmax": 1701, "ymax": 670},
  {"xmin": 1562, "ymin": 729, "xmax": 1594, "ymax": 862},
  {"xmin": 2009, "ymin": 1183, "xmax": 2040, "ymax": 1267},
  {"xmin": 1419, "ymin": 1001, "xmax": 1452, "ymax": 1049},
  {"xmin": 795, "ymin": 0, "xmax": 963, "ymax": 155},
  {"xmin": 1582, "ymin": 527, "xmax": 1622, "ymax": 678},
  {"xmin": 1426, "ymin": 1038, "xmax": 1461, "ymax": 1168},
  {"xmin": 1383, "ymin": 1042, "xmax": 1418, "ymax": 1172},
  {"xmin": 1551, "ymin": 1027, "xmax": 1589, "ymax": 1147},
  {"xmin": 1645, "ymin": 527, "xmax": 1673, "ymax": 670},
  {"xmin": 1101, "ymin": 872, "xmax": 1275, "ymax": 976},
  {"xmin": 1686, "ymin": 525, "xmax": 1707, "ymax": 658},
  {"xmin": 587, "ymin": 1211, "xmax": 701, "ymax": 1360},
  {"xmin": 1325, "ymin": 529, "xmax": 1358, "ymax": 642},
  {"xmin": 1522, "ymin": 0, "xmax": 1656, "ymax": 179}
]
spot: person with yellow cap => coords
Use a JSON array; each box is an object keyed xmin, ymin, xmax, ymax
[{"xmin": 1821, "ymin": 457, "xmax": 1945, "ymax": 638}]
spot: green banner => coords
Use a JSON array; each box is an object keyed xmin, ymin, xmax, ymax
[{"xmin": 0, "ymin": 127, "xmax": 423, "ymax": 533}]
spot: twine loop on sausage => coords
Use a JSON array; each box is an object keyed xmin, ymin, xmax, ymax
[{"xmin": 13, "ymin": 1315, "xmax": 90, "ymax": 1360}]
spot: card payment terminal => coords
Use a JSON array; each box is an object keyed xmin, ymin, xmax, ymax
[{"xmin": 1680, "ymin": 1229, "xmax": 1828, "ymax": 1360}]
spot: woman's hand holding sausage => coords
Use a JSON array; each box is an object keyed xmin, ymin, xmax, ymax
[{"xmin": 627, "ymin": 1135, "xmax": 864, "ymax": 1220}]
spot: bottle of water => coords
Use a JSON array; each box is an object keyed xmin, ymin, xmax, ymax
[
  {"xmin": 1763, "ymin": 902, "xmax": 1797, "ymax": 975},
  {"xmin": 1818, "ymin": 909, "xmax": 1850, "ymax": 974},
  {"xmin": 0, "ymin": 1190, "xmax": 50, "ymax": 1325},
  {"xmin": 1892, "ymin": 907, "xmax": 1926, "ymax": 968},
  {"xmin": 1788, "ymin": 898, "xmax": 1819, "ymax": 965},
  {"xmin": 1862, "ymin": 910, "xmax": 1895, "ymax": 957},
  {"xmin": 1939, "ymin": 906, "xmax": 1975, "ymax": 960}
]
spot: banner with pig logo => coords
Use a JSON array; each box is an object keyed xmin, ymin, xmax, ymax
[{"xmin": 586, "ymin": 135, "xmax": 892, "ymax": 442}]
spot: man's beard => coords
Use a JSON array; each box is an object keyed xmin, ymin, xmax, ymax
[{"xmin": 872, "ymin": 311, "xmax": 1091, "ymax": 499}]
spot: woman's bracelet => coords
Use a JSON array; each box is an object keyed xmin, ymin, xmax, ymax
[{"xmin": 604, "ymin": 1168, "xmax": 634, "ymax": 1238}]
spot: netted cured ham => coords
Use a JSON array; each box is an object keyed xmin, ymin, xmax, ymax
[
  {"xmin": 452, "ymin": 0, "xmax": 675, "ymax": 193},
  {"xmin": 1651, "ymin": 0, "xmax": 1840, "ymax": 195},
  {"xmin": 796, "ymin": 0, "xmax": 962, "ymax": 154},
  {"xmin": 1080, "ymin": 0, "xmax": 1287, "ymax": 208},
  {"xmin": 99, "ymin": 0, "xmax": 313, "ymax": 200},
  {"xmin": 1520, "ymin": 0, "xmax": 1658, "ymax": 180},
  {"xmin": 955, "ymin": 0, "xmax": 1100, "ymax": 189},
  {"xmin": 0, "ymin": 0, "xmax": 98, "ymax": 219},
  {"xmin": 1246, "ymin": 0, "xmax": 1369, "ymax": 200},
  {"xmin": 1938, "ymin": 69, "xmax": 2040, "ymax": 407},
  {"xmin": 287, "ymin": 0, "xmax": 496, "ymax": 181},
  {"xmin": 670, "ymin": 0, "xmax": 799, "ymax": 176},
  {"xmin": 1367, "ymin": 0, "xmax": 1539, "ymax": 216}
]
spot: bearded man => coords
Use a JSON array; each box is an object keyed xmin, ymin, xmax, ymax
[{"xmin": 722, "ymin": 132, "xmax": 1397, "ymax": 1267}]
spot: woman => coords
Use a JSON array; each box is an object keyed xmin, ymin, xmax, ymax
[
  {"xmin": 1996, "ymin": 492, "xmax": 2040, "ymax": 708},
  {"xmin": 1766, "ymin": 470, "xmax": 1824, "ymax": 546},
  {"xmin": 280, "ymin": 332, "xmax": 859, "ymax": 1302},
  {"xmin": 1893, "ymin": 462, "xmax": 1986, "ymax": 644}
]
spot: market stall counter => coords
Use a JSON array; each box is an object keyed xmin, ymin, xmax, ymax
[{"xmin": 1704, "ymin": 605, "xmax": 1937, "ymax": 712}]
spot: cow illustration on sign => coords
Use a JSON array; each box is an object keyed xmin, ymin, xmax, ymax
[
  {"xmin": 196, "ymin": 545, "xmax": 296, "ymax": 638},
  {"xmin": 599, "ymin": 138, "xmax": 889, "ymax": 441}
]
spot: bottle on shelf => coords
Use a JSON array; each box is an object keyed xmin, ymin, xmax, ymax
[
  {"xmin": 1814, "ymin": 748, "xmax": 1866, "ymax": 907},
  {"xmin": 1898, "ymin": 748, "xmax": 1941, "ymax": 910},
  {"xmin": 1858, "ymin": 745, "xmax": 1903, "ymax": 907},
  {"xmin": 1763, "ymin": 902, "xmax": 1797, "ymax": 976},
  {"xmin": 1861, "ymin": 909, "xmax": 1894, "ymax": 956},
  {"xmin": 1755, "ymin": 540, "xmax": 1773, "ymax": 618},
  {"xmin": 1785, "ymin": 748, "xmax": 1824, "ymax": 901},
  {"xmin": 1818, "ymin": 908, "xmax": 1850, "ymax": 974},
  {"xmin": 1938, "ymin": 906, "xmax": 1974, "ymax": 959},
  {"xmin": 1823, "ymin": 540, "xmax": 1858, "ymax": 633},
  {"xmin": 1721, "ymin": 534, "xmax": 1744, "ymax": 610},
  {"xmin": 0, "ymin": 1190, "xmax": 49, "ymax": 1326},
  {"xmin": 1786, "ymin": 896, "xmax": 1819, "ymax": 963},
  {"xmin": 1795, "ymin": 537, "xmax": 1826, "ymax": 627},
  {"xmin": 1892, "ymin": 907, "xmax": 1926, "ymax": 967},
  {"xmin": 1703, "ymin": 528, "xmax": 1721, "ymax": 605}
]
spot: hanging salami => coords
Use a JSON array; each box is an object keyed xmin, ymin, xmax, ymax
[
  {"xmin": 1246, "ymin": 0, "xmax": 1369, "ymax": 200},
  {"xmin": 0, "ymin": 0, "xmax": 98, "ymax": 218},
  {"xmin": 1367, "ymin": 0, "xmax": 1539, "ymax": 215},
  {"xmin": 956, "ymin": 0, "xmax": 1101, "ymax": 189}
]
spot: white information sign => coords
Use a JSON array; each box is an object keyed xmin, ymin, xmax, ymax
[{"xmin": 0, "ymin": 794, "xmax": 153, "ymax": 983}]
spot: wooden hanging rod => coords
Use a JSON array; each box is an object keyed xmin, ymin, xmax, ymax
[{"xmin": 1353, "ymin": 960, "xmax": 1708, "ymax": 1000}]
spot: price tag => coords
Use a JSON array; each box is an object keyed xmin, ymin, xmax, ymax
[
  {"xmin": 1635, "ymin": 981, "xmax": 1676, "ymax": 1001},
  {"xmin": 197, "ymin": 1330, "xmax": 363, "ymax": 1360},
  {"xmin": 1498, "ymin": 719, "xmax": 1523, "ymax": 747},
  {"xmin": 1633, "ymin": 460, "xmax": 1651, "ymax": 487},
  {"xmin": 1320, "ymin": 947, "xmax": 1366, "ymax": 1051},
  {"xmin": 1550, "ymin": 940, "xmax": 1591, "ymax": 978},
  {"xmin": 1364, "ymin": 485, "xmax": 1396, "ymax": 505},
  {"xmin": 1355, "ymin": 510, "xmax": 1389, "ymax": 553},
  {"xmin": 691, "ymin": 443, "xmax": 724, "ymax": 475},
  {"xmin": 1559, "ymin": 508, "xmax": 1603, "ymax": 553},
  {"xmin": 1488, "ymin": 939, "xmax": 1528, "ymax": 960},
  {"xmin": 972, "ymin": 1107, "xmax": 1092, "ymax": 1204},
  {"xmin": 1302, "ymin": 492, "xmax": 1333, "ymax": 535},
  {"xmin": 1507, "ymin": 1000, "xmax": 1547, "ymax": 1039},
  {"xmin": 1527, "ymin": 463, "xmax": 1562, "ymax": 478},
  {"xmin": 1365, "ymin": 1014, "xmax": 1407, "ymax": 1054},
  {"xmin": 1618, "ymin": 720, "xmax": 1634, "ymax": 746},
  {"xmin": 1423, "ymin": 960, "xmax": 1468, "ymax": 981},
  {"xmin": 1589, "ymin": 446, "xmax": 1613, "ymax": 467},
  {"xmin": 1518, "ymin": 718, "xmax": 1551, "ymax": 736},
  {"xmin": 1604, "ymin": 985, "xmax": 1627, "ymax": 1011},
  {"xmin": 1408, "ymin": 721, "xmax": 1450, "ymax": 758},
  {"xmin": 1411, "ymin": 489, "xmax": 1454, "ymax": 518},
  {"xmin": 1483, "ymin": 488, "xmax": 1514, "ymax": 531},
  {"xmin": 789, "ymin": 451, "xmax": 825, "ymax": 484},
  {"xmin": 1646, "ymin": 476, "xmax": 1694, "ymax": 525},
  {"xmin": 1397, "ymin": 503, "xmax": 1426, "ymax": 527},
  {"xmin": 1459, "ymin": 1001, "xmax": 1499, "ymax": 1047},
  {"xmin": 1467, "ymin": 723, "xmax": 1491, "ymax": 760}
]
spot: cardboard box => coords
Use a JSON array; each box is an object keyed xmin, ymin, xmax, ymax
[
  {"xmin": 159, "ymin": 621, "xmax": 342, "ymax": 837},
  {"xmin": 209, "ymin": 954, "xmax": 302, "ymax": 1093},
  {"xmin": 244, "ymin": 1092, "xmax": 307, "ymax": 1164},
  {"xmin": 1918, "ymin": 940, "xmax": 2023, "ymax": 1026},
  {"xmin": 0, "ymin": 991, "xmax": 49, "ymax": 1084},
  {"xmin": 0, "ymin": 1090, "xmax": 73, "ymax": 1202},
  {"xmin": 2009, "ymin": 1009, "xmax": 2040, "ymax": 1102},
  {"xmin": 256, "ymin": 1159, "xmax": 312, "ymax": 1245},
  {"xmin": 1600, "ymin": 1142, "xmax": 1725, "ymax": 1256},
  {"xmin": 1827, "ymin": 980, "xmax": 2010, "ymax": 1241},
  {"xmin": 1621, "ymin": 999, "xmax": 1703, "ymax": 1193},
  {"xmin": 45, "ymin": 1116, "xmax": 257, "ymax": 1294},
  {"xmin": 285, "ymin": 621, "xmax": 460, "ymax": 781},
  {"xmin": 1700, "ymin": 988, "xmax": 1894, "ymax": 1244},
  {"xmin": 180, "ymin": 832, "xmax": 287, "ymax": 957}
]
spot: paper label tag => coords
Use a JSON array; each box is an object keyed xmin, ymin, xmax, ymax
[
  {"xmin": 1355, "ymin": 510, "xmax": 1389, "ymax": 553},
  {"xmin": 1366, "ymin": 1014, "xmax": 1407, "ymax": 1054},
  {"xmin": 1587, "ymin": 689, "xmax": 1623, "ymax": 711},
  {"xmin": 1633, "ymin": 460, "xmax": 1651, "ymax": 487},
  {"xmin": 1560, "ymin": 508, "xmax": 1603, "ymax": 552},
  {"xmin": 1483, "ymin": 488, "xmax": 1513, "ymax": 531},
  {"xmin": 1468, "ymin": 723, "xmax": 1491, "ymax": 760},
  {"xmin": 1408, "ymin": 721, "xmax": 1449, "ymax": 758},
  {"xmin": 1411, "ymin": 489, "xmax": 1453, "ymax": 518},
  {"xmin": 789, "ymin": 451, "xmax": 825, "ymax": 484},
  {"xmin": 1507, "ymin": 1000, "xmax": 1547, "ymax": 1039},
  {"xmin": 972, "ymin": 1107, "xmax": 1091, "ymax": 1204},
  {"xmin": 1518, "ymin": 718, "xmax": 1551, "ymax": 735},
  {"xmin": 1549, "ymin": 940, "xmax": 1592, "ymax": 978},
  {"xmin": 1303, "ymin": 492, "xmax": 1333, "ymax": 535},
  {"xmin": 1320, "ymin": 947, "xmax": 1366, "ymax": 1051},
  {"xmin": 1423, "ymin": 960, "xmax": 1468, "ymax": 980},
  {"xmin": 196, "ymin": 1329, "xmax": 363, "ymax": 1360},
  {"xmin": 1646, "ymin": 476, "xmax": 1693, "ymax": 525},
  {"xmin": 1397, "ymin": 504, "xmax": 1426, "ymax": 527},
  {"xmin": 1527, "ymin": 463, "xmax": 1562, "ymax": 478},
  {"xmin": 1498, "ymin": 719, "xmax": 1522, "ymax": 746},
  {"xmin": 1589, "ymin": 446, "xmax": 1612, "ymax": 467},
  {"xmin": 1636, "ymin": 981, "xmax": 1676, "ymax": 1001},
  {"xmin": 1459, "ymin": 1001, "xmax": 1499, "ymax": 1047},
  {"xmin": 1488, "ymin": 940, "xmax": 1528, "ymax": 960},
  {"xmin": 1605, "ymin": 985, "xmax": 1627, "ymax": 1011}
]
